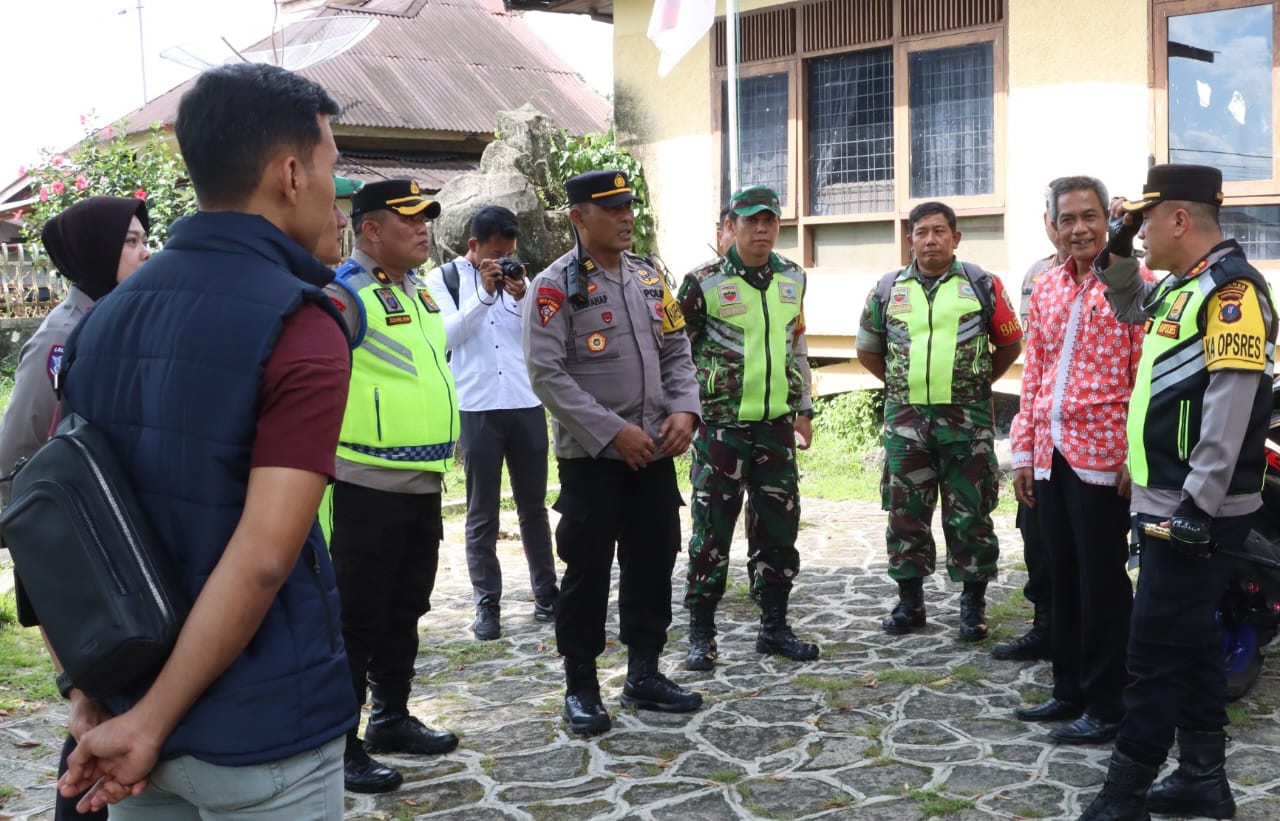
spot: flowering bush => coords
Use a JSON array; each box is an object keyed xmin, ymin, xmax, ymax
[{"xmin": 20, "ymin": 117, "xmax": 195, "ymax": 249}]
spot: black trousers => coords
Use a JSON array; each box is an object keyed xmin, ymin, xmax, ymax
[
  {"xmin": 459, "ymin": 407, "xmax": 557, "ymax": 604},
  {"xmin": 1016, "ymin": 500, "xmax": 1051, "ymax": 611},
  {"xmin": 1036, "ymin": 450, "xmax": 1133, "ymax": 721},
  {"xmin": 553, "ymin": 456, "xmax": 682, "ymax": 661},
  {"xmin": 56, "ymin": 735, "xmax": 106, "ymax": 820},
  {"xmin": 329, "ymin": 481, "xmax": 441, "ymax": 707},
  {"xmin": 1116, "ymin": 514, "xmax": 1245, "ymax": 767}
]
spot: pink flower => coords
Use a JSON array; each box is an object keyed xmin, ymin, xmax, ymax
[
  {"xmin": 105, "ymin": 125, "xmax": 113, "ymax": 139},
  {"xmin": 12, "ymin": 209, "xmax": 22, "ymax": 222},
  {"xmin": 51, "ymin": 155, "xmax": 64, "ymax": 167},
  {"xmin": 51, "ymin": 180, "xmax": 65, "ymax": 195},
  {"xmin": 74, "ymin": 175, "xmax": 88, "ymax": 191},
  {"xmin": 38, "ymin": 186, "xmax": 49, "ymax": 203},
  {"xmin": 134, "ymin": 189, "xmax": 147, "ymax": 201},
  {"xmin": 79, "ymin": 114, "xmax": 86, "ymax": 126},
  {"xmin": 16, "ymin": 165, "xmax": 25, "ymax": 177}
]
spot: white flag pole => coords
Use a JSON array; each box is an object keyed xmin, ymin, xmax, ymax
[{"xmin": 726, "ymin": 0, "xmax": 740, "ymax": 193}]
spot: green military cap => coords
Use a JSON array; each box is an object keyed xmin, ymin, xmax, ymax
[
  {"xmin": 730, "ymin": 185, "xmax": 781, "ymax": 217},
  {"xmin": 334, "ymin": 175, "xmax": 364, "ymax": 198}
]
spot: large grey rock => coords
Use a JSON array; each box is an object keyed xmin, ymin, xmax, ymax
[{"xmin": 433, "ymin": 106, "xmax": 574, "ymax": 273}]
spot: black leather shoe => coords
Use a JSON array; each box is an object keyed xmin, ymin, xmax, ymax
[
  {"xmin": 991, "ymin": 626, "xmax": 1052, "ymax": 661},
  {"xmin": 1050, "ymin": 713, "xmax": 1120, "ymax": 745},
  {"xmin": 473, "ymin": 595, "xmax": 501, "ymax": 640},
  {"xmin": 344, "ymin": 743, "xmax": 403, "ymax": 794},
  {"xmin": 957, "ymin": 581, "xmax": 988, "ymax": 642},
  {"xmin": 881, "ymin": 578, "xmax": 926, "ymax": 635},
  {"xmin": 365, "ymin": 715, "xmax": 459, "ymax": 755},
  {"xmin": 622, "ymin": 672, "xmax": 703, "ymax": 713},
  {"xmin": 532, "ymin": 596, "xmax": 556, "ymax": 623},
  {"xmin": 1015, "ymin": 697, "xmax": 1085, "ymax": 722},
  {"xmin": 563, "ymin": 692, "xmax": 611, "ymax": 734}
]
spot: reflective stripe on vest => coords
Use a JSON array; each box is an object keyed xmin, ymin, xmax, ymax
[
  {"xmin": 336, "ymin": 264, "xmax": 458, "ymax": 472},
  {"xmin": 702, "ymin": 269, "xmax": 802, "ymax": 421},
  {"xmin": 891, "ymin": 275, "xmax": 988, "ymax": 405}
]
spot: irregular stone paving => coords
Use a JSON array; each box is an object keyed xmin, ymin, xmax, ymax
[{"xmin": 3, "ymin": 499, "xmax": 1280, "ymax": 820}]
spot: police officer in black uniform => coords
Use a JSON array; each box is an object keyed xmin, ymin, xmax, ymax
[
  {"xmin": 522, "ymin": 170, "xmax": 704, "ymax": 734},
  {"xmin": 1081, "ymin": 164, "xmax": 1276, "ymax": 820}
]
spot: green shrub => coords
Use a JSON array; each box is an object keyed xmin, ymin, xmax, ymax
[
  {"xmin": 541, "ymin": 130, "xmax": 656, "ymax": 258},
  {"xmin": 811, "ymin": 389, "xmax": 883, "ymax": 455}
]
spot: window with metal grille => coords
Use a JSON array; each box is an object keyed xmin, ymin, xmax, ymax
[
  {"xmin": 908, "ymin": 42, "xmax": 994, "ymax": 199},
  {"xmin": 721, "ymin": 74, "xmax": 790, "ymax": 206},
  {"xmin": 808, "ymin": 48, "xmax": 894, "ymax": 215},
  {"xmin": 1222, "ymin": 205, "xmax": 1280, "ymax": 260}
]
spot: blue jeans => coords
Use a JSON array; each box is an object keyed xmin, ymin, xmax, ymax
[{"xmin": 109, "ymin": 735, "xmax": 344, "ymax": 820}]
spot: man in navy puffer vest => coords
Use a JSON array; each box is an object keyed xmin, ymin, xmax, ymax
[{"xmin": 56, "ymin": 63, "xmax": 356, "ymax": 820}]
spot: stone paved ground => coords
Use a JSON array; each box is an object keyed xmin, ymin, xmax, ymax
[{"xmin": 3, "ymin": 499, "xmax": 1280, "ymax": 820}]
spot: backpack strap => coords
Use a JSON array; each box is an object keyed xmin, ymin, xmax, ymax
[
  {"xmin": 442, "ymin": 261, "xmax": 460, "ymax": 309},
  {"xmin": 959, "ymin": 262, "xmax": 997, "ymax": 328}
]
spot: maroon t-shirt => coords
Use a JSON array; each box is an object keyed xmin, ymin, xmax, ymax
[{"xmin": 251, "ymin": 302, "xmax": 350, "ymax": 476}]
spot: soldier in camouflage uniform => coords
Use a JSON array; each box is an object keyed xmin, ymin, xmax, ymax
[
  {"xmin": 856, "ymin": 201, "xmax": 1023, "ymax": 641},
  {"xmin": 679, "ymin": 185, "xmax": 820, "ymax": 670}
]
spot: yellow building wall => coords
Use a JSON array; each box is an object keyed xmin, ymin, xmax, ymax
[{"xmin": 613, "ymin": 0, "xmax": 1157, "ymax": 392}]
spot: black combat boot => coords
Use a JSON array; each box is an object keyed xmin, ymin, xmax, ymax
[
  {"xmin": 685, "ymin": 599, "xmax": 718, "ymax": 671},
  {"xmin": 756, "ymin": 587, "xmax": 820, "ymax": 660},
  {"xmin": 1078, "ymin": 751, "xmax": 1158, "ymax": 821},
  {"xmin": 365, "ymin": 681, "xmax": 459, "ymax": 755},
  {"xmin": 1146, "ymin": 729, "xmax": 1235, "ymax": 819},
  {"xmin": 992, "ymin": 602, "xmax": 1051, "ymax": 660},
  {"xmin": 563, "ymin": 656, "xmax": 611, "ymax": 734},
  {"xmin": 881, "ymin": 577, "xmax": 926, "ymax": 634},
  {"xmin": 343, "ymin": 729, "xmax": 403, "ymax": 794},
  {"xmin": 622, "ymin": 649, "xmax": 703, "ymax": 712},
  {"xmin": 958, "ymin": 581, "xmax": 989, "ymax": 642}
]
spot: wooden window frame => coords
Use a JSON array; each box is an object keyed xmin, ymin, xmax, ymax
[
  {"xmin": 711, "ymin": 0, "xmax": 1008, "ymax": 266},
  {"xmin": 1152, "ymin": 0, "xmax": 1280, "ymax": 199}
]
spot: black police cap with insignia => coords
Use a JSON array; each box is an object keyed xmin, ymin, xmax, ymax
[
  {"xmin": 565, "ymin": 170, "xmax": 642, "ymax": 208},
  {"xmin": 351, "ymin": 178, "xmax": 441, "ymax": 220},
  {"xmin": 1120, "ymin": 164, "xmax": 1224, "ymax": 213}
]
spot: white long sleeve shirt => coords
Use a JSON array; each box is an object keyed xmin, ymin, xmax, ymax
[{"xmin": 425, "ymin": 256, "xmax": 541, "ymax": 412}]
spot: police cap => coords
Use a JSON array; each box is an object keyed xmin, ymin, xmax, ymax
[
  {"xmin": 351, "ymin": 178, "xmax": 441, "ymax": 220},
  {"xmin": 1120, "ymin": 164, "xmax": 1224, "ymax": 213},
  {"xmin": 566, "ymin": 170, "xmax": 641, "ymax": 208}
]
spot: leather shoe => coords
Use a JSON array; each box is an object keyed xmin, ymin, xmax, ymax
[
  {"xmin": 563, "ymin": 692, "xmax": 611, "ymax": 734},
  {"xmin": 344, "ymin": 743, "xmax": 403, "ymax": 794},
  {"xmin": 1014, "ymin": 697, "xmax": 1085, "ymax": 723},
  {"xmin": 365, "ymin": 715, "xmax": 459, "ymax": 755},
  {"xmin": 1050, "ymin": 713, "xmax": 1120, "ymax": 745}
]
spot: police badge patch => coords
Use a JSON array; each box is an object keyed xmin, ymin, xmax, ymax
[
  {"xmin": 886, "ymin": 286, "xmax": 911, "ymax": 315},
  {"xmin": 779, "ymin": 282, "xmax": 799, "ymax": 303},
  {"xmin": 417, "ymin": 289, "xmax": 440, "ymax": 313},
  {"xmin": 46, "ymin": 344, "xmax": 64, "ymax": 387},
  {"xmin": 374, "ymin": 287, "xmax": 404, "ymax": 314},
  {"xmin": 537, "ymin": 286, "xmax": 564, "ymax": 327}
]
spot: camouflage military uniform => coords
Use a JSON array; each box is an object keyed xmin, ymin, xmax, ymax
[
  {"xmin": 679, "ymin": 248, "xmax": 813, "ymax": 603},
  {"xmin": 858, "ymin": 259, "xmax": 1020, "ymax": 582}
]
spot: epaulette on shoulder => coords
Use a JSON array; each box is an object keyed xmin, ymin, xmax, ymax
[{"xmin": 688, "ymin": 256, "xmax": 728, "ymax": 281}]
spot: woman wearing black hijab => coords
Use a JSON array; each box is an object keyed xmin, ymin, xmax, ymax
[{"xmin": 0, "ymin": 194, "xmax": 150, "ymax": 821}]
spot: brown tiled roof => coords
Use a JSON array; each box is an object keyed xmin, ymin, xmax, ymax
[
  {"xmin": 335, "ymin": 151, "xmax": 479, "ymax": 192},
  {"xmin": 120, "ymin": 0, "xmax": 610, "ymax": 137}
]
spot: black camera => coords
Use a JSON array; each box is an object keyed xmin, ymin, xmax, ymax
[{"xmin": 497, "ymin": 258, "xmax": 527, "ymax": 280}]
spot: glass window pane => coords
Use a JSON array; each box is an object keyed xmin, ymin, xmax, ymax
[
  {"xmin": 1168, "ymin": 4, "xmax": 1272, "ymax": 182},
  {"xmin": 721, "ymin": 73, "xmax": 790, "ymax": 207},
  {"xmin": 908, "ymin": 42, "xmax": 994, "ymax": 199},
  {"xmin": 1222, "ymin": 205, "xmax": 1280, "ymax": 260},
  {"xmin": 808, "ymin": 48, "xmax": 895, "ymax": 215}
]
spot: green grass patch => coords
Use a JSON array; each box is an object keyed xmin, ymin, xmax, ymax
[
  {"xmin": 864, "ymin": 743, "xmax": 884, "ymax": 759},
  {"xmin": 0, "ymin": 593, "xmax": 58, "ymax": 711},
  {"xmin": 909, "ymin": 789, "xmax": 975, "ymax": 817},
  {"xmin": 1227, "ymin": 705, "xmax": 1256, "ymax": 728},
  {"xmin": 795, "ymin": 674, "xmax": 858, "ymax": 693},
  {"xmin": 707, "ymin": 770, "xmax": 741, "ymax": 784},
  {"xmin": 0, "ymin": 784, "xmax": 16, "ymax": 806},
  {"xmin": 949, "ymin": 664, "xmax": 984, "ymax": 684},
  {"xmin": 1019, "ymin": 690, "xmax": 1051, "ymax": 706},
  {"xmin": 431, "ymin": 639, "xmax": 512, "ymax": 668},
  {"xmin": 824, "ymin": 791, "xmax": 854, "ymax": 808},
  {"xmin": 1013, "ymin": 808, "xmax": 1052, "ymax": 818}
]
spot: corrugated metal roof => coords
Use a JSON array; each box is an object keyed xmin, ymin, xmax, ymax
[
  {"xmin": 120, "ymin": 0, "xmax": 609, "ymax": 137},
  {"xmin": 335, "ymin": 152, "xmax": 479, "ymax": 192}
]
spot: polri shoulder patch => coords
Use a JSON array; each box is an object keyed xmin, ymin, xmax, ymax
[
  {"xmin": 374, "ymin": 287, "xmax": 404, "ymax": 314},
  {"xmin": 417, "ymin": 289, "xmax": 440, "ymax": 313}
]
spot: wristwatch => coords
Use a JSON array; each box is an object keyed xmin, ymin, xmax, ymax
[{"xmin": 56, "ymin": 671, "xmax": 74, "ymax": 699}]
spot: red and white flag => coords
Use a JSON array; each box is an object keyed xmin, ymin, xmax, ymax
[{"xmin": 647, "ymin": 0, "xmax": 716, "ymax": 78}]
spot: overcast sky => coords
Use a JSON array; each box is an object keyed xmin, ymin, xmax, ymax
[{"xmin": 0, "ymin": 0, "xmax": 613, "ymax": 182}]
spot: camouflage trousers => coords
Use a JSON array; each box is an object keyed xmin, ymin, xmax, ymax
[
  {"xmin": 685, "ymin": 418, "xmax": 800, "ymax": 604},
  {"xmin": 881, "ymin": 421, "xmax": 1000, "ymax": 583}
]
